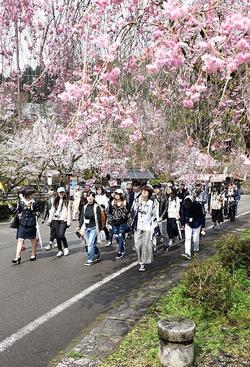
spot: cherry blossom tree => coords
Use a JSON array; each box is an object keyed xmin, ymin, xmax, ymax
[{"xmin": 0, "ymin": 0, "xmax": 249, "ymax": 183}]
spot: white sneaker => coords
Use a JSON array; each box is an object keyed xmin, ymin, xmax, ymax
[
  {"xmin": 53, "ymin": 243, "xmax": 58, "ymax": 248},
  {"xmin": 182, "ymin": 253, "xmax": 191, "ymax": 260},
  {"xmin": 139, "ymin": 264, "xmax": 145, "ymax": 272},
  {"xmin": 105, "ymin": 241, "xmax": 112, "ymax": 247},
  {"xmin": 56, "ymin": 250, "xmax": 63, "ymax": 257},
  {"xmin": 44, "ymin": 244, "xmax": 52, "ymax": 251},
  {"xmin": 84, "ymin": 260, "xmax": 94, "ymax": 266},
  {"xmin": 63, "ymin": 248, "xmax": 69, "ymax": 256}
]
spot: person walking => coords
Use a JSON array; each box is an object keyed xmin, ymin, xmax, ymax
[
  {"xmin": 181, "ymin": 195, "xmax": 204, "ymax": 260},
  {"xmin": 132, "ymin": 185, "xmax": 157, "ymax": 271},
  {"xmin": 167, "ymin": 187, "xmax": 181, "ymax": 247},
  {"xmin": 80, "ymin": 191, "xmax": 102, "ymax": 266},
  {"xmin": 95, "ymin": 186, "xmax": 109, "ymax": 209},
  {"xmin": 42, "ymin": 187, "xmax": 57, "ymax": 250},
  {"xmin": 153, "ymin": 183, "xmax": 169, "ymax": 248},
  {"xmin": 48, "ymin": 187, "xmax": 71, "ymax": 257},
  {"xmin": 11, "ymin": 186, "xmax": 40, "ymax": 264},
  {"xmin": 226, "ymin": 183, "xmax": 237, "ymax": 222},
  {"xmin": 107, "ymin": 188, "xmax": 128, "ymax": 259},
  {"xmin": 194, "ymin": 182, "xmax": 208, "ymax": 236},
  {"xmin": 72, "ymin": 186, "xmax": 81, "ymax": 221},
  {"xmin": 210, "ymin": 186, "xmax": 224, "ymax": 229}
]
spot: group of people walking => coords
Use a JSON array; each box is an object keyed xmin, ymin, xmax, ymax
[{"xmin": 10, "ymin": 178, "xmax": 241, "ymax": 271}]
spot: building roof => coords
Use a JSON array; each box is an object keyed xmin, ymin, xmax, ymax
[{"xmin": 122, "ymin": 169, "xmax": 154, "ymax": 180}]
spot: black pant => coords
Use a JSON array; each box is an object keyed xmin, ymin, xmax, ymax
[
  {"xmin": 50, "ymin": 220, "xmax": 57, "ymax": 243},
  {"xmin": 53, "ymin": 221, "xmax": 68, "ymax": 251},
  {"xmin": 229, "ymin": 203, "xmax": 236, "ymax": 221}
]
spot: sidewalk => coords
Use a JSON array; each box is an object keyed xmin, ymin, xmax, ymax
[{"xmin": 53, "ymin": 213, "xmax": 250, "ymax": 367}]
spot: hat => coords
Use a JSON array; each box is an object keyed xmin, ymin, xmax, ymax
[
  {"xmin": 153, "ymin": 183, "xmax": 162, "ymax": 189},
  {"xmin": 57, "ymin": 187, "xmax": 66, "ymax": 193},
  {"xmin": 115, "ymin": 188, "xmax": 123, "ymax": 195},
  {"xmin": 184, "ymin": 195, "xmax": 194, "ymax": 203}
]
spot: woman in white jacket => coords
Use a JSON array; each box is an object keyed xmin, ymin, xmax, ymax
[
  {"xmin": 133, "ymin": 185, "xmax": 157, "ymax": 272},
  {"xmin": 48, "ymin": 187, "xmax": 71, "ymax": 257},
  {"xmin": 210, "ymin": 186, "xmax": 224, "ymax": 229},
  {"xmin": 167, "ymin": 187, "xmax": 181, "ymax": 247}
]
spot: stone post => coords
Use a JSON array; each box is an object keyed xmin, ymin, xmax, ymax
[{"xmin": 158, "ymin": 317, "xmax": 195, "ymax": 367}]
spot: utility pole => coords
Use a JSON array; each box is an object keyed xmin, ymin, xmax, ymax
[{"xmin": 15, "ymin": 20, "xmax": 22, "ymax": 129}]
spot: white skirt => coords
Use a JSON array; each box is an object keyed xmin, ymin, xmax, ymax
[{"xmin": 134, "ymin": 229, "xmax": 153, "ymax": 264}]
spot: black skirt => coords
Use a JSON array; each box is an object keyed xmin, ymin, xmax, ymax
[
  {"xmin": 211, "ymin": 209, "xmax": 223, "ymax": 223},
  {"xmin": 167, "ymin": 218, "xmax": 179, "ymax": 239},
  {"xmin": 17, "ymin": 224, "xmax": 36, "ymax": 240}
]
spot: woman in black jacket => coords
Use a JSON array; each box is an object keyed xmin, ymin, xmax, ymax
[
  {"xmin": 12, "ymin": 187, "xmax": 40, "ymax": 264},
  {"xmin": 80, "ymin": 191, "xmax": 102, "ymax": 266},
  {"xmin": 108, "ymin": 189, "xmax": 128, "ymax": 259}
]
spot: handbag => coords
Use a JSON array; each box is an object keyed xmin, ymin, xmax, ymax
[
  {"xmin": 10, "ymin": 212, "xmax": 19, "ymax": 229},
  {"xmin": 99, "ymin": 230, "xmax": 106, "ymax": 242}
]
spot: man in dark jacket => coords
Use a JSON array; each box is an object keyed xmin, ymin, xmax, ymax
[
  {"xmin": 181, "ymin": 195, "xmax": 203, "ymax": 260},
  {"xmin": 177, "ymin": 182, "xmax": 189, "ymax": 219},
  {"xmin": 127, "ymin": 180, "xmax": 142, "ymax": 212}
]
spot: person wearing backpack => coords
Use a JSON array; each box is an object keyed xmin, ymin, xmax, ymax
[{"xmin": 11, "ymin": 186, "xmax": 40, "ymax": 264}]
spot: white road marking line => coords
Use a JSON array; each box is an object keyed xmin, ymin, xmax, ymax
[
  {"xmin": 0, "ymin": 261, "xmax": 138, "ymax": 353},
  {"xmin": 0, "ymin": 209, "xmax": 250, "ymax": 353}
]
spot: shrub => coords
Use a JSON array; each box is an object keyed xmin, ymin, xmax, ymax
[
  {"xmin": 183, "ymin": 259, "xmax": 234, "ymax": 314},
  {"xmin": 217, "ymin": 234, "xmax": 250, "ymax": 275}
]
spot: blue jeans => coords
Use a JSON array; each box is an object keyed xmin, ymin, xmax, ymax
[
  {"xmin": 112, "ymin": 224, "xmax": 127, "ymax": 253},
  {"xmin": 85, "ymin": 227, "xmax": 99, "ymax": 261}
]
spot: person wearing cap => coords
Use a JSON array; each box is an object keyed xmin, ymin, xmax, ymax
[
  {"xmin": 48, "ymin": 187, "xmax": 71, "ymax": 257},
  {"xmin": 107, "ymin": 188, "xmax": 128, "ymax": 259},
  {"xmin": 132, "ymin": 184, "xmax": 157, "ymax": 271},
  {"xmin": 42, "ymin": 187, "xmax": 58, "ymax": 251},
  {"xmin": 180, "ymin": 195, "xmax": 204, "ymax": 260}
]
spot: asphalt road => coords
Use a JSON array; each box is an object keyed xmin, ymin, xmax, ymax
[{"xmin": 0, "ymin": 196, "xmax": 249, "ymax": 367}]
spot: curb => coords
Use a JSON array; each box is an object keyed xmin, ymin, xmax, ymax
[{"xmin": 53, "ymin": 214, "xmax": 250, "ymax": 367}]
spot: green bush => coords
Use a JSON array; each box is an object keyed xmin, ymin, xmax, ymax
[
  {"xmin": 217, "ymin": 234, "xmax": 250, "ymax": 275},
  {"xmin": 183, "ymin": 259, "xmax": 234, "ymax": 314}
]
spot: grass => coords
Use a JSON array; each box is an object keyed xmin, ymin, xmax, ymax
[
  {"xmin": 101, "ymin": 229, "xmax": 250, "ymax": 367},
  {"xmin": 66, "ymin": 351, "xmax": 84, "ymax": 359}
]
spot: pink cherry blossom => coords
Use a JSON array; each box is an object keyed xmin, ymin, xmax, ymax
[
  {"xmin": 183, "ymin": 99, "xmax": 194, "ymax": 109},
  {"xmin": 121, "ymin": 118, "xmax": 134, "ymax": 128},
  {"xmin": 202, "ymin": 54, "xmax": 225, "ymax": 73}
]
